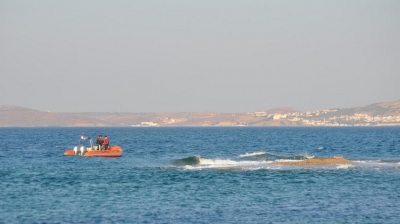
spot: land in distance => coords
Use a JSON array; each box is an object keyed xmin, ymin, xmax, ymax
[{"xmin": 1, "ymin": 100, "xmax": 400, "ymax": 127}]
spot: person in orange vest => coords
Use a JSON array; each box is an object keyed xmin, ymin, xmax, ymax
[{"xmin": 103, "ymin": 136, "xmax": 110, "ymax": 150}]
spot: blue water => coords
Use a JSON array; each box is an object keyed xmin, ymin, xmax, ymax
[{"xmin": 1, "ymin": 127, "xmax": 400, "ymax": 223}]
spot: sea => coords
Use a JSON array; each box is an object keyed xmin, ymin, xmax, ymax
[{"xmin": 1, "ymin": 127, "xmax": 400, "ymax": 223}]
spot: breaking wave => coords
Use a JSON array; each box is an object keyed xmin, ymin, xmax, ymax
[
  {"xmin": 238, "ymin": 151, "xmax": 313, "ymax": 162},
  {"xmin": 238, "ymin": 151, "xmax": 268, "ymax": 158},
  {"xmin": 169, "ymin": 152, "xmax": 400, "ymax": 171}
]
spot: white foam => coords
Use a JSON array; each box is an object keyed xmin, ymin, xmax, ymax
[
  {"xmin": 336, "ymin": 164, "xmax": 354, "ymax": 169},
  {"xmin": 352, "ymin": 160, "xmax": 366, "ymax": 163},
  {"xmin": 199, "ymin": 158, "xmax": 240, "ymax": 166},
  {"xmin": 351, "ymin": 160, "xmax": 400, "ymax": 170},
  {"xmin": 238, "ymin": 151, "xmax": 267, "ymax": 158},
  {"xmin": 305, "ymin": 155, "xmax": 315, "ymax": 159},
  {"xmin": 180, "ymin": 157, "xmax": 272, "ymax": 170}
]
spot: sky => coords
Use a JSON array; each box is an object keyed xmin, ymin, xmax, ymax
[{"xmin": 1, "ymin": 0, "xmax": 399, "ymax": 113}]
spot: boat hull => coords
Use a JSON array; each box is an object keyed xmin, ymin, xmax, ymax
[{"xmin": 64, "ymin": 146, "xmax": 123, "ymax": 157}]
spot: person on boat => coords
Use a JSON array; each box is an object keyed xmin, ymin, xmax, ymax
[
  {"xmin": 95, "ymin": 135, "xmax": 103, "ymax": 150},
  {"xmin": 81, "ymin": 133, "xmax": 88, "ymax": 140},
  {"xmin": 103, "ymin": 136, "xmax": 110, "ymax": 150}
]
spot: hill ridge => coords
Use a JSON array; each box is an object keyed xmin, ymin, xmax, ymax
[{"xmin": 0, "ymin": 100, "xmax": 399, "ymax": 127}]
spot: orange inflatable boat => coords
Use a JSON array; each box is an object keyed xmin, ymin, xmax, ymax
[{"xmin": 64, "ymin": 136, "xmax": 123, "ymax": 157}]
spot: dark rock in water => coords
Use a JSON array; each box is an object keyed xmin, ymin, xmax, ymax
[{"xmin": 173, "ymin": 156, "xmax": 201, "ymax": 166}]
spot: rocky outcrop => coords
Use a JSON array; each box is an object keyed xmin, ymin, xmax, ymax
[{"xmin": 272, "ymin": 156, "xmax": 351, "ymax": 166}]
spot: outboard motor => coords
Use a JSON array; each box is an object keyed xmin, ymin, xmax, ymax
[
  {"xmin": 73, "ymin": 146, "xmax": 79, "ymax": 155},
  {"xmin": 80, "ymin": 146, "xmax": 86, "ymax": 156}
]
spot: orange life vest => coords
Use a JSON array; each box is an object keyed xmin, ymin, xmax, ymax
[{"xmin": 103, "ymin": 137, "xmax": 109, "ymax": 145}]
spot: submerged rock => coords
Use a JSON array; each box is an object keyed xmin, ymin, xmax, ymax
[{"xmin": 272, "ymin": 156, "xmax": 351, "ymax": 166}]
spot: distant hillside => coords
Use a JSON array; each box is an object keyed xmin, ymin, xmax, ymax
[
  {"xmin": 313, "ymin": 100, "xmax": 400, "ymax": 118},
  {"xmin": 344, "ymin": 100, "xmax": 400, "ymax": 116},
  {"xmin": 0, "ymin": 105, "xmax": 109, "ymax": 127},
  {"xmin": 0, "ymin": 100, "xmax": 399, "ymax": 127},
  {"xmin": 262, "ymin": 107, "xmax": 301, "ymax": 114}
]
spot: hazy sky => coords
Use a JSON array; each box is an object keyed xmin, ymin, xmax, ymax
[{"xmin": 1, "ymin": 1, "xmax": 399, "ymax": 113}]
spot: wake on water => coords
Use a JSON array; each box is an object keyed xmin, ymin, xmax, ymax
[
  {"xmin": 238, "ymin": 151, "xmax": 269, "ymax": 158},
  {"xmin": 170, "ymin": 151, "xmax": 400, "ymax": 171}
]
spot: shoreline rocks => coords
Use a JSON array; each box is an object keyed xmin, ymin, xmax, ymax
[{"xmin": 272, "ymin": 156, "xmax": 351, "ymax": 166}]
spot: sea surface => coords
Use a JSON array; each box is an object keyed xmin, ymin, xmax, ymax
[{"xmin": 1, "ymin": 127, "xmax": 400, "ymax": 223}]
